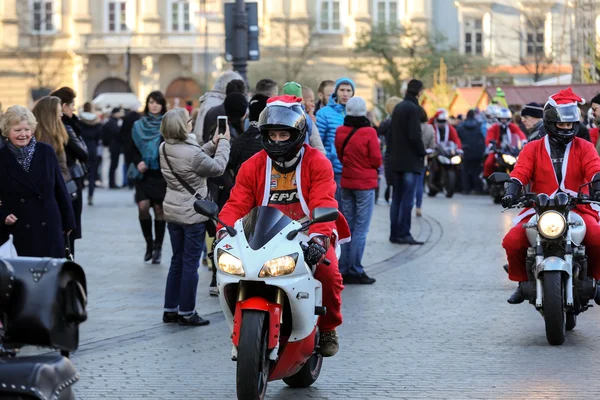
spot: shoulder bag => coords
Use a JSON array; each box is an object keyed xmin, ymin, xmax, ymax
[{"xmin": 339, "ymin": 127, "xmax": 360, "ymax": 160}]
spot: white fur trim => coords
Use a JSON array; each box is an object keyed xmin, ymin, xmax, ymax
[
  {"xmin": 295, "ymin": 148, "xmax": 310, "ymax": 216},
  {"xmin": 262, "ymin": 156, "xmax": 272, "ymax": 206},
  {"xmin": 513, "ymin": 209, "xmax": 535, "ymax": 226},
  {"xmin": 435, "ymin": 125, "xmax": 449, "ymax": 145}
]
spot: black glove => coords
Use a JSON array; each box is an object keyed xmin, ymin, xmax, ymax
[
  {"xmin": 305, "ymin": 236, "xmax": 329, "ymax": 266},
  {"xmin": 501, "ymin": 179, "xmax": 523, "ymax": 208},
  {"xmin": 592, "ymin": 173, "xmax": 600, "ymax": 201}
]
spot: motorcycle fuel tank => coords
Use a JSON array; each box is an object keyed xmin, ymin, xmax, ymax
[{"xmin": 525, "ymin": 213, "xmax": 586, "ymax": 246}]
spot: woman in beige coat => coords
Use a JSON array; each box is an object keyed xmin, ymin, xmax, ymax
[{"xmin": 159, "ymin": 108, "xmax": 230, "ymax": 326}]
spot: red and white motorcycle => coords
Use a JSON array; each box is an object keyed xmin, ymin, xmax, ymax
[{"xmin": 194, "ymin": 201, "xmax": 339, "ymax": 400}]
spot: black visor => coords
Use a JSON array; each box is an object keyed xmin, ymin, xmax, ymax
[{"xmin": 258, "ymin": 104, "xmax": 306, "ymax": 133}]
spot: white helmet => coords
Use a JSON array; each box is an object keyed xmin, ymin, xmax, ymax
[
  {"xmin": 485, "ymin": 104, "xmax": 499, "ymax": 120},
  {"xmin": 497, "ymin": 108, "xmax": 512, "ymax": 120}
]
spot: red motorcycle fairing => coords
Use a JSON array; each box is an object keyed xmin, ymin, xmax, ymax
[
  {"xmin": 232, "ymin": 297, "xmax": 282, "ymax": 349},
  {"xmin": 268, "ymin": 327, "xmax": 317, "ymax": 382}
]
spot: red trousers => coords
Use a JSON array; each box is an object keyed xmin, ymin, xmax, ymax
[
  {"xmin": 314, "ymin": 246, "xmax": 344, "ymax": 331},
  {"xmin": 483, "ymin": 153, "xmax": 496, "ymax": 178},
  {"xmin": 503, "ymin": 212, "xmax": 600, "ymax": 282}
]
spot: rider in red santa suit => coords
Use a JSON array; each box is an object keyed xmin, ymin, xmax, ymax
[
  {"xmin": 217, "ymin": 95, "xmax": 350, "ymax": 357},
  {"xmin": 483, "ymin": 107, "xmax": 526, "ymax": 178},
  {"xmin": 501, "ymin": 88, "xmax": 600, "ymax": 304},
  {"xmin": 430, "ymin": 110, "xmax": 462, "ymax": 149}
]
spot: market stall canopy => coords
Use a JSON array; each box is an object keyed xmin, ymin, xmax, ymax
[
  {"xmin": 92, "ymin": 92, "xmax": 142, "ymax": 114},
  {"xmin": 485, "ymin": 84, "xmax": 600, "ymax": 107}
]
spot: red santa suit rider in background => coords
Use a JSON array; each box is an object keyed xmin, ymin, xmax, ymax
[
  {"xmin": 430, "ymin": 110, "xmax": 462, "ymax": 149},
  {"xmin": 217, "ymin": 95, "xmax": 350, "ymax": 357},
  {"xmin": 501, "ymin": 88, "xmax": 600, "ymax": 304},
  {"xmin": 483, "ymin": 107, "xmax": 526, "ymax": 178}
]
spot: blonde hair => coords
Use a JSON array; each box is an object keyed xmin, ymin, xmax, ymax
[
  {"xmin": 32, "ymin": 96, "xmax": 69, "ymax": 153},
  {"xmin": 160, "ymin": 108, "xmax": 190, "ymax": 141},
  {"xmin": 1, "ymin": 105, "xmax": 37, "ymax": 138},
  {"xmin": 385, "ymin": 96, "xmax": 402, "ymax": 115}
]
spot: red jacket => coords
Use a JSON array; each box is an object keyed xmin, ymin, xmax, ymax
[
  {"xmin": 510, "ymin": 136, "xmax": 600, "ymax": 223},
  {"xmin": 485, "ymin": 123, "xmax": 526, "ymax": 146},
  {"xmin": 430, "ymin": 124, "xmax": 462, "ymax": 149},
  {"xmin": 334, "ymin": 125, "xmax": 382, "ymax": 190},
  {"xmin": 590, "ymin": 127, "xmax": 599, "ymax": 146},
  {"xmin": 218, "ymin": 145, "xmax": 351, "ymax": 244}
]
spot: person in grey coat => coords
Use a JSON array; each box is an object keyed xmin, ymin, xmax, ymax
[{"xmin": 159, "ymin": 108, "xmax": 230, "ymax": 327}]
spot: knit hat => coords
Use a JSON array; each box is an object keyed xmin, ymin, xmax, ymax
[
  {"xmin": 224, "ymin": 92, "xmax": 249, "ymax": 119},
  {"xmin": 248, "ymin": 94, "xmax": 268, "ymax": 122},
  {"xmin": 282, "ymin": 82, "xmax": 303, "ymax": 98},
  {"xmin": 346, "ymin": 97, "xmax": 367, "ymax": 117},
  {"xmin": 521, "ymin": 102, "xmax": 543, "ymax": 119}
]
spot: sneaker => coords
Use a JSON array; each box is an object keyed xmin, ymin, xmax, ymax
[
  {"xmin": 178, "ymin": 312, "xmax": 210, "ymax": 326},
  {"xmin": 163, "ymin": 311, "xmax": 178, "ymax": 323},
  {"xmin": 319, "ymin": 330, "xmax": 339, "ymax": 357},
  {"xmin": 357, "ymin": 273, "xmax": 376, "ymax": 284},
  {"xmin": 342, "ymin": 274, "xmax": 360, "ymax": 285}
]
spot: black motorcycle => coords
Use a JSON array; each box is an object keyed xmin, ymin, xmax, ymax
[
  {"xmin": 488, "ymin": 141, "xmax": 521, "ymax": 204},
  {"xmin": 426, "ymin": 142, "xmax": 462, "ymax": 198},
  {"xmin": 490, "ymin": 173, "xmax": 600, "ymax": 345}
]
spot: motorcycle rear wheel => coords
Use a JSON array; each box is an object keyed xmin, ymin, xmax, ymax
[
  {"xmin": 282, "ymin": 351, "xmax": 323, "ymax": 388},
  {"xmin": 566, "ymin": 312, "xmax": 577, "ymax": 331},
  {"xmin": 236, "ymin": 310, "xmax": 270, "ymax": 400},
  {"xmin": 542, "ymin": 271, "xmax": 566, "ymax": 345}
]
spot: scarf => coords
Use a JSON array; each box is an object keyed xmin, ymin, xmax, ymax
[
  {"xmin": 343, "ymin": 115, "xmax": 371, "ymax": 128},
  {"xmin": 7, "ymin": 136, "xmax": 36, "ymax": 172},
  {"xmin": 132, "ymin": 114, "xmax": 164, "ymax": 170}
]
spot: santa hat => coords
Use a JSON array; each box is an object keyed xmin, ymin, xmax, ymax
[
  {"xmin": 428, "ymin": 108, "xmax": 448, "ymax": 124},
  {"xmin": 547, "ymin": 87, "xmax": 586, "ymax": 107},
  {"xmin": 266, "ymin": 95, "xmax": 303, "ymax": 108}
]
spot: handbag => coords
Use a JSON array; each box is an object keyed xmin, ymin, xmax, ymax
[
  {"xmin": 127, "ymin": 162, "xmax": 143, "ymax": 182},
  {"xmin": 65, "ymin": 180, "xmax": 79, "ymax": 201},
  {"xmin": 161, "ymin": 145, "xmax": 217, "ymax": 236},
  {"xmin": 339, "ymin": 127, "xmax": 360, "ymax": 160}
]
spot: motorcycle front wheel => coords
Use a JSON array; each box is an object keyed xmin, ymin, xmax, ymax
[
  {"xmin": 542, "ymin": 271, "xmax": 566, "ymax": 345},
  {"xmin": 236, "ymin": 310, "xmax": 270, "ymax": 400},
  {"xmin": 442, "ymin": 170, "xmax": 456, "ymax": 198}
]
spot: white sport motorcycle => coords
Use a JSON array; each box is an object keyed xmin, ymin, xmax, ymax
[{"xmin": 194, "ymin": 200, "xmax": 339, "ymax": 400}]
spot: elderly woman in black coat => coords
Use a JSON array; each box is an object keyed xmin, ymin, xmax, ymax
[{"xmin": 0, "ymin": 105, "xmax": 76, "ymax": 257}]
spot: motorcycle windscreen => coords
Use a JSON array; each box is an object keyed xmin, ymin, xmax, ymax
[{"xmin": 242, "ymin": 206, "xmax": 294, "ymax": 250}]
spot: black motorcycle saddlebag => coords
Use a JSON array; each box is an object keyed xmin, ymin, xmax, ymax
[
  {"xmin": 0, "ymin": 258, "xmax": 87, "ymax": 352},
  {"xmin": 0, "ymin": 354, "xmax": 78, "ymax": 400}
]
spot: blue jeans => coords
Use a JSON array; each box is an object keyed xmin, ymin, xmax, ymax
[
  {"xmin": 164, "ymin": 222, "xmax": 206, "ymax": 315},
  {"xmin": 339, "ymin": 189, "xmax": 375, "ymax": 277},
  {"xmin": 415, "ymin": 167, "xmax": 426, "ymax": 209},
  {"xmin": 390, "ymin": 171, "xmax": 419, "ymax": 240},
  {"xmin": 334, "ymin": 173, "xmax": 342, "ymax": 207}
]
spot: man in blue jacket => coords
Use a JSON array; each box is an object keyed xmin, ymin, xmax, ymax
[{"xmin": 316, "ymin": 77, "xmax": 355, "ymax": 204}]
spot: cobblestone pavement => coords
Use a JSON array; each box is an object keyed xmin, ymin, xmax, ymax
[{"xmin": 65, "ymin": 188, "xmax": 600, "ymax": 399}]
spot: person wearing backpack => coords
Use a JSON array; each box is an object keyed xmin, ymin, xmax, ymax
[
  {"xmin": 457, "ymin": 109, "xmax": 486, "ymax": 194},
  {"xmin": 334, "ymin": 97, "xmax": 382, "ymax": 285}
]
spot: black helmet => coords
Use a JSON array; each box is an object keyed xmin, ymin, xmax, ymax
[
  {"xmin": 543, "ymin": 102, "xmax": 580, "ymax": 146},
  {"xmin": 259, "ymin": 98, "xmax": 307, "ymax": 162}
]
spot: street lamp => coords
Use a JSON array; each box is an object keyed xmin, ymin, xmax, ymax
[{"xmin": 233, "ymin": 0, "xmax": 249, "ymax": 82}]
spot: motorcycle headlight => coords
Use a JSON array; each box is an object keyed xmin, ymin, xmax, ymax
[
  {"xmin": 259, "ymin": 254, "xmax": 298, "ymax": 278},
  {"xmin": 450, "ymin": 155, "xmax": 462, "ymax": 164},
  {"xmin": 217, "ymin": 250, "xmax": 245, "ymax": 276},
  {"xmin": 502, "ymin": 154, "xmax": 517, "ymax": 165},
  {"xmin": 537, "ymin": 211, "xmax": 566, "ymax": 239}
]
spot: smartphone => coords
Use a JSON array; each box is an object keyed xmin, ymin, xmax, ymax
[{"xmin": 217, "ymin": 116, "xmax": 228, "ymax": 135}]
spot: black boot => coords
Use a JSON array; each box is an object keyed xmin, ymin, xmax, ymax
[
  {"xmin": 503, "ymin": 264, "xmax": 509, "ymax": 273},
  {"xmin": 507, "ymin": 283, "xmax": 525, "ymax": 304},
  {"xmin": 152, "ymin": 220, "xmax": 166, "ymax": 264},
  {"xmin": 594, "ymin": 284, "xmax": 600, "ymax": 306},
  {"xmin": 139, "ymin": 218, "xmax": 153, "ymax": 262}
]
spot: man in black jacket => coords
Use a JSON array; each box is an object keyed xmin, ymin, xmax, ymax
[
  {"xmin": 102, "ymin": 108, "xmax": 124, "ymax": 188},
  {"xmin": 457, "ymin": 110, "xmax": 485, "ymax": 194},
  {"xmin": 388, "ymin": 80, "xmax": 427, "ymax": 245}
]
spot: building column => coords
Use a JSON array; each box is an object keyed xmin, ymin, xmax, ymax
[
  {"xmin": 139, "ymin": 55, "xmax": 160, "ymax": 103},
  {"xmin": 73, "ymin": 55, "xmax": 90, "ymax": 102}
]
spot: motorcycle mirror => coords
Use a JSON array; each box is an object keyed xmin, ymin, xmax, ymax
[
  {"xmin": 194, "ymin": 200, "xmax": 219, "ymax": 218},
  {"xmin": 311, "ymin": 208, "xmax": 339, "ymax": 224},
  {"xmin": 193, "ymin": 200, "xmax": 237, "ymax": 237},
  {"xmin": 487, "ymin": 172, "xmax": 510, "ymax": 185}
]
